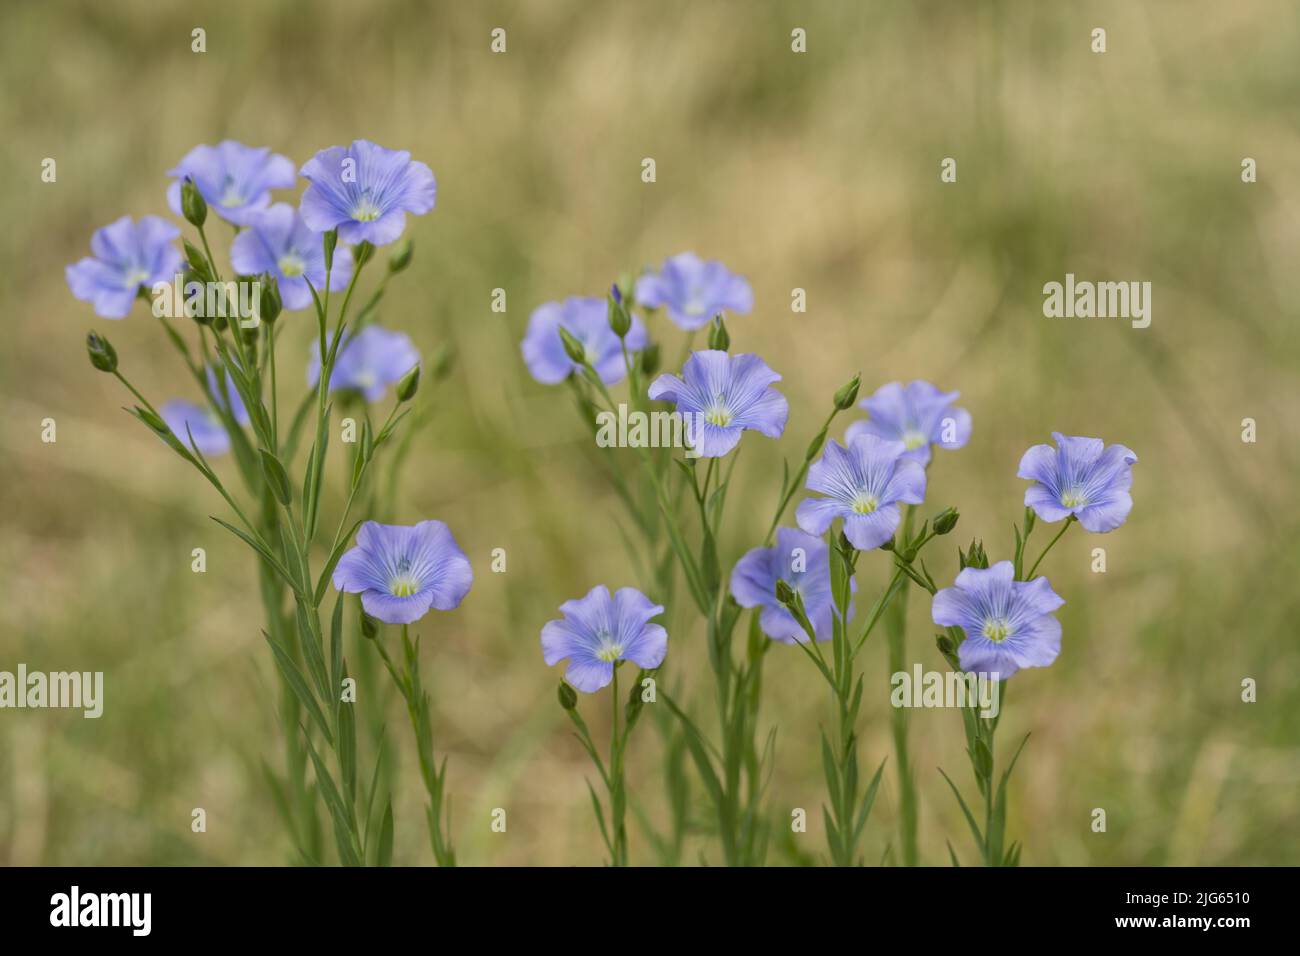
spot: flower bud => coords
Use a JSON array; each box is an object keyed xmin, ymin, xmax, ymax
[
  {"xmin": 608, "ymin": 287, "xmax": 631, "ymax": 338},
  {"xmin": 323, "ymin": 230, "xmax": 338, "ymax": 271},
  {"xmin": 933, "ymin": 507, "xmax": 959, "ymax": 536},
  {"xmin": 959, "ymin": 539, "xmax": 988, "ymax": 570},
  {"xmin": 387, "ymin": 239, "xmax": 412, "ymax": 273},
  {"xmin": 640, "ymin": 343, "xmax": 660, "ymax": 377},
  {"xmin": 183, "ymin": 240, "xmax": 211, "ymax": 283},
  {"xmin": 559, "ymin": 326, "xmax": 588, "ymax": 366},
  {"xmin": 396, "ymin": 364, "xmax": 421, "ymax": 402},
  {"xmin": 936, "ymin": 634, "xmax": 955, "ymax": 655},
  {"xmin": 259, "ymin": 276, "xmax": 282, "ymax": 324},
  {"xmin": 833, "ymin": 373, "xmax": 861, "ymax": 410},
  {"xmin": 774, "ymin": 578, "xmax": 795, "ymax": 606},
  {"xmin": 708, "ymin": 314, "xmax": 729, "ymax": 351},
  {"xmin": 430, "ymin": 343, "xmax": 455, "ymax": 382},
  {"xmin": 354, "ymin": 241, "xmax": 375, "ymax": 269},
  {"xmin": 360, "ymin": 610, "xmax": 379, "ymax": 640},
  {"xmin": 1022, "ymin": 506, "xmax": 1036, "ymax": 537},
  {"xmin": 180, "ymin": 177, "xmax": 207, "ymax": 228},
  {"xmin": 557, "ymin": 681, "xmax": 578, "ymax": 710},
  {"xmin": 86, "ymin": 332, "xmax": 118, "ymax": 373}
]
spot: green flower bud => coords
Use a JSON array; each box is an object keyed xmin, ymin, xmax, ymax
[
  {"xmin": 360, "ymin": 610, "xmax": 379, "ymax": 640},
  {"xmin": 958, "ymin": 539, "xmax": 988, "ymax": 570},
  {"xmin": 183, "ymin": 240, "xmax": 211, "ymax": 283},
  {"xmin": 708, "ymin": 314, "xmax": 729, "ymax": 351},
  {"xmin": 259, "ymin": 276, "xmax": 281, "ymax": 324},
  {"xmin": 774, "ymin": 578, "xmax": 795, "ymax": 606},
  {"xmin": 833, "ymin": 373, "xmax": 861, "ymax": 410},
  {"xmin": 388, "ymin": 239, "xmax": 413, "ymax": 273},
  {"xmin": 640, "ymin": 343, "xmax": 660, "ymax": 377},
  {"xmin": 353, "ymin": 241, "xmax": 375, "ymax": 269},
  {"xmin": 86, "ymin": 332, "xmax": 118, "ymax": 373},
  {"xmin": 396, "ymin": 364, "xmax": 421, "ymax": 402},
  {"xmin": 559, "ymin": 326, "xmax": 588, "ymax": 366},
  {"xmin": 323, "ymin": 230, "xmax": 338, "ymax": 271},
  {"xmin": 430, "ymin": 343, "xmax": 455, "ymax": 382},
  {"xmin": 557, "ymin": 681, "xmax": 578, "ymax": 710},
  {"xmin": 936, "ymin": 634, "xmax": 954, "ymax": 655},
  {"xmin": 933, "ymin": 507, "xmax": 959, "ymax": 536},
  {"xmin": 180, "ymin": 178, "xmax": 207, "ymax": 228},
  {"xmin": 608, "ymin": 286, "xmax": 631, "ymax": 338},
  {"xmin": 1022, "ymin": 506, "xmax": 1036, "ymax": 537}
]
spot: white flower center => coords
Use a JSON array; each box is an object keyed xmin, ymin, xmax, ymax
[
  {"xmin": 594, "ymin": 630, "xmax": 624, "ymax": 663},
  {"xmin": 704, "ymin": 397, "xmax": 732, "ymax": 427},
  {"xmin": 1060, "ymin": 487, "xmax": 1089, "ymax": 508},
  {"xmin": 389, "ymin": 574, "xmax": 420, "ymax": 598},
  {"xmin": 352, "ymin": 196, "xmax": 383, "ymax": 222},
  {"xmin": 277, "ymin": 254, "xmax": 307, "ymax": 277},
  {"xmin": 982, "ymin": 617, "xmax": 1012, "ymax": 643},
  {"xmin": 851, "ymin": 492, "xmax": 879, "ymax": 515},
  {"xmin": 218, "ymin": 179, "xmax": 246, "ymax": 208},
  {"xmin": 902, "ymin": 429, "xmax": 928, "ymax": 450}
]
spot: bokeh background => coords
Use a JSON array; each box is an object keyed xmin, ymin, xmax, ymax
[{"xmin": 2, "ymin": 0, "xmax": 1298, "ymax": 866}]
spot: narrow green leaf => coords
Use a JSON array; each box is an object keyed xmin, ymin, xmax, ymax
[
  {"xmin": 377, "ymin": 801, "xmax": 394, "ymax": 867},
  {"xmin": 259, "ymin": 448, "xmax": 293, "ymax": 505}
]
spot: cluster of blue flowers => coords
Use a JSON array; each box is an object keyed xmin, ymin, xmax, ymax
[
  {"xmin": 70, "ymin": 148, "xmax": 1139, "ymax": 864},
  {"xmin": 71, "ymin": 137, "xmax": 473, "ymax": 867},
  {"xmin": 525, "ymin": 250, "xmax": 1138, "ymax": 866}
]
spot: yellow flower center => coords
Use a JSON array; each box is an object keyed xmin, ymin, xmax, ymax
[
  {"xmin": 352, "ymin": 197, "xmax": 382, "ymax": 222},
  {"xmin": 982, "ymin": 618, "xmax": 1012, "ymax": 643},
  {"xmin": 851, "ymin": 493, "xmax": 879, "ymax": 515},
  {"xmin": 277, "ymin": 254, "xmax": 307, "ymax": 277},
  {"xmin": 1060, "ymin": 487, "xmax": 1089, "ymax": 508},
  {"xmin": 902, "ymin": 429, "xmax": 928, "ymax": 450},
  {"xmin": 389, "ymin": 575, "xmax": 420, "ymax": 597}
]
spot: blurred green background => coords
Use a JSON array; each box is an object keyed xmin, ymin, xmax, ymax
[{"xmin": 1, "ymin": 0, "xmax": 1297, "ymax": 865}]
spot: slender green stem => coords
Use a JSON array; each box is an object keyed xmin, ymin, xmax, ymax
[{"xmin": 1026, "ymin": 516, "xmax": 1074, "ymax": 579}]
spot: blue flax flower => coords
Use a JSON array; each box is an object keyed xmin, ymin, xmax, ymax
[
  {"xmin": 522, "ymin": 296, "xmax": 647, "ymax": 385},
  {"xmin": 796, "ymin": 433, "xmax": 927, "ymax": 550},
  {"xmin": 333, "ymin": 520, "xmax": 473, "ymax": 625},
  {"xmin": 308, "ymin": 325, "xmax": 420, "ymax": 403},
  {"xmin": 1018, "ymin": 433, "xmax": 1137, "ymax": 532},
  {"xmin": 230, "ymin": 203, "xmax": 354, "ymax": 311},
  {"xmin": 730, "ymin": 527, "xmax": 852, "ymax": 643},
  {"xmin": 845, "ymin": 380, "xmax": 971, "ymax": 466},
  {"xmin": 647, "ymin": 350, "xmax": 788, "ymax": 458},
  {"xmin": 931, "ymin": 561, "xmax": 1065, "ymax": 680},
  {"xmin": 160, "ymin": 400, "xmax": 231, "ymax": 456},
  {"xmin": 635, "ymin": 253, "xmax": 753, "ymax": 331},
  {"xmin": 299, "ymin": 140, "xmax": 437, "ymax": 246},
  {"xmin": 66, "ymin": 216, "xmax": 182, "ymax": 319},
  {"xmin": 167, "ymin": 141, "xmax": 296, "ymax": 227},
  {"xmin": 541, "ymin": 586, "xmax": 667, "ymax": 693}
]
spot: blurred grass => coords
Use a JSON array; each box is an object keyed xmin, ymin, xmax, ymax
[{"xmin": 1, "ymin": 0, "xmax": 1298, "ymax": 865}]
